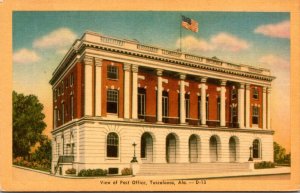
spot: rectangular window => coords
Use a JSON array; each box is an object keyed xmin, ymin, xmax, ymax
[
  {"xmin": 54, "ymin": 89, "xmax": 57, "ymax": 101},
  {"xmin": 231, "ymin": 106, "xmax": 237, "ymax": 123},
  {"xmin": 231, "ymin": 89, "xmax": 237, "ymax": 100},
  {"xmin": 62, "ymin": 82, "xmax": 64, "ymax": 95},
  {"xmin": 138, "ymin": 88, "xmax": 146, "ymax": 119},
  {"xmin": 107, "ymin": 89, "xmax": 118, "ymax": 114},
  {"xmin": 162, "ymin": 91, "xmax": 168, "ymax": 122},
  {"xmin": 62, "ymin": 103, "xmax": 65, "ymax": 124},
  {"xmin": 57, "ymin": 109, "xmax": 60, "ymax": 121},
  {"xmin": 70, "ymin": 74, "xmax": 74, "ymax": 86},
  {"xmin": 198, "ymin": 96, "xmax": 201, "ymax": 120},
  {"xmin": 253, "ymin": 88, "xmax": 259, "ymax": 99},
  {"xmin": 185, "ymin": 94, "xmax": 190, "ymax": 119},
  {"xmin": 252, "ymin": 106, "xmax": 259, "ymax": 124},
  {"xmin": 107, "ymin": 66, "xmax": 118, "ymax": 80},
  {"xmin": 217, "ymin": 97, "xmax": 221, "ymax": 121},
  {"xmin": 70, "ymin": 95, "xmax": 74, "ymax": 119},
  {"xmin": 206, "ymin": 96, "xmax": 209, "ymax": 120},
  {"xmin": 57, "ymin": 143, "xmax": 60, "ymax": 156}
]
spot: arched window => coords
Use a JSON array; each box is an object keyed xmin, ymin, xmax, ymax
[
  {"xmin": 253, "ymin": 139, "xmax": 261, "ymax": 159},
  {"xmin": 107, "ymin": 132, "xmax": 119, "ymax": 157}
]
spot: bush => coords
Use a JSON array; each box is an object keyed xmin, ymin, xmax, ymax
[
  {"xmin": 65, "ymin": 168, "xmax": 76, "ymax": 174},
  {"xmin": 254, "ymin": 161, "xmax": 275, "ymax": 169},
  {"xmin": 78, "ymin": 168, "xmax": 107, "ymax": 177},
  {"xmin": 13, "ymin": 156, "xmax": 51, "ymax": 172},
  {"xmin": 121, "ymin": 168, "xmax": 132, "ymax": 175}
]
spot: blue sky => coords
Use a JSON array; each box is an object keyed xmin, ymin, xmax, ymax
[{"xmin": 12, "ymin": 11, "xmax": 291, "ymax": 150}]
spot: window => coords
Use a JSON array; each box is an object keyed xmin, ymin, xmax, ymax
[
  {"xmin": 231, "ymin": 106, "xmax": 237, "ymax": 123},
  {"xmin": 217, "ymin": 97, "xmax": 221, "ymax": 121},
  {"xmin": 231, "ymin": 89, "xmax": 237, "ymax": 100},
  {"xmin": 54, "ymin": 89, "xmax": 57, "ymax": 101},
  {"xmin": 107, "ymin": 132, "xmax": 119, "ymax": 157},
  {"xmin": 107, "ymin": 89, "xmax": 118, "ymax": 114},
  {"xmin": 197, "ymin": 96, "xmax": 201, "ymax": 120},
  {"xmin": 185, "ymin": 94, "xmax": 190, "ymax": 119},
  {"xmin": 206, "ymin": 96, "xmax": 209, "ymax": 120},
  {"xmin": 162, "ymin": 91, "xmax": 169, "ymax": 122},
  {"xmin": 253, "ymin": 139, "xmax": 261, "ymax": 159},
  {"xmin": 70, "ymin": 95, "xmax": 74, "ymax": 120},
  {"xmin": 62, "ymin": 81, "xmax": 64, "ymax": 94},
  {"xmin": 253, "ymin": 88, "xmax": 259, "ymax": 99},
  {"xmin": 62, "ymin": 103, "xmax": 65, "ymax": 124},
  {"xmin": 57, "ymin": 109, "xmax": 60, "ymax": 121},
  {"xmin": 138, "ymin": 88, "xmax": 146, "ymax": 119},
  {"xmin": 70, "ymin": 73, "xmax": 74, "ymax": 86},
  {"xmin": 252, "ymin": 106, "xmax": 259, "ymax": 124},
  {"xmin": 107, "ymin": 65, "xmax": 118, "ymax": 79}
]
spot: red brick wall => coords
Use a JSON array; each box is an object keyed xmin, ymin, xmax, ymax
[
  {"xmin": 138, "ymin": 72, "xmax": 157, "ymax": 122},
  {"xmin": 250, "ymin": 85, "xmax": 263, "ymax": 128},
  {"xmin": 53, "ymin": 62, "xmax": 83, "ymax": 128},
  {"xmin": 101, "ymin": 60, "xmax": 124, "ymax": 118}
]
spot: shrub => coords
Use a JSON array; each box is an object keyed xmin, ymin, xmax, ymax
[
  {"xmin": 254, "ymin": 161, "xmax": 275, "ymax": 169},
  {"xmin": 65, "ymin": 168, "xmax": 76, "ymax": 174},
  {"xmin": 121, "ymin": 168, "xmax": 132, "ymax": 175},
  {"xmin": 78, "ymin": 168, "xmax": 107, "ymax": 177}
]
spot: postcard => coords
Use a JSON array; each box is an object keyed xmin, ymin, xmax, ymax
[{"xmin": 0, "ymin": 0, "xmax": 299, "ymax": 191}]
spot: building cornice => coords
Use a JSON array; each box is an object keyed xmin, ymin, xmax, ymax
[
  {"xmin": 51, "ymin": 117, "xmax": 275, "ymax": 136},
  {"xmin": 50, "ymin": 31, "xmax": 276, "ymax": 85}
]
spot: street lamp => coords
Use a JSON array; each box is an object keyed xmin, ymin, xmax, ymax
[
  {"xmin": 131, "ymin": 142, "xmax": 138, "ymax": 163},
  {"xmin": 248, "ymin": 146, "xmax": 253, "ymax": 161}
]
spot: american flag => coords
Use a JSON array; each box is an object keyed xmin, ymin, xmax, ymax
[{"xmin": 181, "ymin": 15, "xmax": 198, "ymax": 33}]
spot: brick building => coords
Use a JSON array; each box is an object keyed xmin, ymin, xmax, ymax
[{"xmin": 50, "ymin": 31, "xmax": 275, "ymax": 176}]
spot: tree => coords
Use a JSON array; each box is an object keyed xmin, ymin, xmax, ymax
[
  {"xmin": 31, "ymin": 136, "xmax": 52, "ymax": 162},
  {"xmin": 13, "ymin": 91, "xmax": 47, "ymax": 159},
  {"xmin": 273, "ymin": 142, "xmax": 290, "ymax": 165}
]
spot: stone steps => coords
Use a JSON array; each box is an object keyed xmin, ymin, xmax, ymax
[{"xmin": 137, "ymin": 162, "xmax": 251, "ymax": 176}]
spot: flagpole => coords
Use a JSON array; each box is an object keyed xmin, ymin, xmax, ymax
[{"xmin": 180, "ymin": 15, "xmax": 182, "ymax": 52}]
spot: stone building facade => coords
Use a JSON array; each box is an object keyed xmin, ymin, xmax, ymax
[{"xmin": 50, "ymin": 31, "xmax": 275, "ymax": 175}]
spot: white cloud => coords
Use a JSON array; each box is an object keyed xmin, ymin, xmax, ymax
[
  {"xmin": 254, "ymin": 20, "xmax": 290, "ymax": 39},
  {"xmin": 210, "ymin": 32, "xmax": 250, "ymax": 52},
  {"xmin": 177, "ymin": 32, "xmax": 250, "ymax": 53},
  {"xmin": 13, "ymin": 48, "xmax": 41, "ymax": 64},
  {"xmin": 33, "ymin": 28, "xmax": 77, "ymax": 49},
  {"xmin": 259, "ymin": 54, "xmax": 289, "ymax": 69}
]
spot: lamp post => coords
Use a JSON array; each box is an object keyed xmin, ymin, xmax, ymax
[
  {"xmin": 248, "ymin": 146, "xmax": 253, "ymax": 161},
  {"xmin": 131, "ymin": 142, "xmax": 138, "ymax": 163}
]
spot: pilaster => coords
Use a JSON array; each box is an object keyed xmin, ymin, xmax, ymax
[
  {"xmin": 156, "ymin": 69, "xmax": 163, "ymax": 123},
  {"xmin": 263, "ymin": 87, "xmax": 267, "ymax": 129},
  {"xmin": 132, "ymin": 65, "xmax": 139, "ymax": 120},
  {"xmin": 220, "ymin": 80, "xmax": 227, "ymax": 127},
  {"xmin": 267, "ymin": 87, "xmax": 272, "ymax": 129},
  {"xmin": 200, "ymin": 77, "xmax": 207, "ymax": 125},
  {"xmin": 123, "ymin": 63, "xmax": 131, "ymax": 119},
  {"xmin": 245, "ymin": 84, "xmax": 250, "ymax": 128},
  {"xmin": 179, "ymin": 74, "xmax": 186, "ymax": 124},
  {"xmin": 95, "ymin": 58, "xmax": 102, "ymax": 117},
  {"xmin": 238, "ymin": 83, "xmax": 245, "ymax": 128},
  {"xmin": 83, "ymin": 56, "xmax": 93, "ymax": 116}
]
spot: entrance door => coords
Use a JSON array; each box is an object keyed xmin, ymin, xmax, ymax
[
  {"xmin": 141, "ymin": 132, "xmax": 153, "ymax": 163},
  {"xmin": 210, "ymin": 136, "xmax": 218, "ymax": 162},
  {"xmin": 166, "ymin": 134, "xmax": 176, "ymax": 163},
  {"xmin": 229, "ymin": 137, "xmax": 237, "ymax": 162},
  {"xmin": 189, "ymin": 135, "xmax": 198, "ymax": 162}
]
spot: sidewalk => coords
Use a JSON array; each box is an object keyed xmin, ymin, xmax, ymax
[
  {"xmin": 13, "ymin": 165, "xmax": 290, "ymax": 180},
  {"xmin": 142, "ymin": 166, "xmax": 291, "ymax": 180}
]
